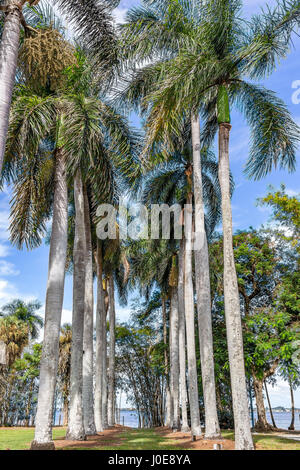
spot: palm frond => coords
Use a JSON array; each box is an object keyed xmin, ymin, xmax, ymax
[{"xmin": 232, "ymin": 81, "xmax": 300, "ymax": 180}]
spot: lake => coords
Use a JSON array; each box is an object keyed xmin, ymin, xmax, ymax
[
  {"xmin": 55, "ymin": 409, "xmax": 300, "ymax": 431},
  {"xmin": 253, "ymin": 411, "xmax": 300, "ymax": 431},
  {"xmin": 118, "ymin": 410, "xmax": 300, "ymax": 431}
]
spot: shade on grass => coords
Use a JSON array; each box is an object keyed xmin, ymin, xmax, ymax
[{"xmin": 0, "ymin": 427, "xmax": 300, "ymax": 451}]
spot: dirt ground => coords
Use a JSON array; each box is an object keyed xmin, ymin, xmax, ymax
[
  {"xmin": 54, "ymin": 425, "xmax": 130, "ymax": 449},
  {"xmin": 53, "ymin": 425, "xmax": 236, "ymax": 451},
  {"xmin": 155, "ymin": 427, "xmax": 235, "ymax": 450}
]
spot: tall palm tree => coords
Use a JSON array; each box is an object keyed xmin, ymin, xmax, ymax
[
  {"xmin": 3, "ymin": 53, "xmax": 140, "ymax": 446},
  {"xmin": 94, "ymin": 239, "xmax": 107, "ymax": 432},
  {"xmin": 177, "ymin": 239, "xmax": 189, "ymax": 432},
  {"xmin": 0, "ymin": 0, "xmax": 118, "ymax": 170},
  {"xmin": 82, "ymin": 187, "xmax": 96, "ymax": 436},
  {"xmin": 65, "ymin": 169, "xmax": 86, "ymax": 441},
  {"xmin": 125, "ymin": 0, "xmax": 299, "ymax": 449},
  {"xmin": 0, "ymin": 0, "xmax": 39, "ymax": 169},
  {"xmin": 140, "ymin": 137, "xmax": 223, "ymax": 435},
  {"xmin": 107, "ymin": 273, "xmax": 116, "ymax": 427},
  {"xmin": 118, "ymin": 1, "xmax": 222, "ymax": 439},
  {"xmin": 0, "ymin": 299, "xmax": 43, "ymax": 340}
]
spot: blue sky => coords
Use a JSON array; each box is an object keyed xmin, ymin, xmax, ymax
[{"xmin": 0, "ymin": 0, "xmax": 299, "ymax": 409}]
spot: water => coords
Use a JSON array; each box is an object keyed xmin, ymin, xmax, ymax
[
  {"xmin": 253, "ymin": 412, "xmax": 300, "ymax": 431},
  {"xmin": 54, "ymin": 409, "xmax": 300, "ymax": 431},
  {"xmin": 118, "ymin": 410, "xmax": 139, "ymax": 428}
]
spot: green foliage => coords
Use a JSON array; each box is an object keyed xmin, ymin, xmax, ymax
[
  {"xmin": 14, "ymin": 344, "xmax": 42, "ymax": 382},
  {"xmin": 119, "ymin": 0, "xmax": 299, "ymax": 179},
  {"xmin": 217, "ymin": 85, "xmax": 231, "ymax": 124}
]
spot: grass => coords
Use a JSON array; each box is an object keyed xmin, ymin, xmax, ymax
[
  {"xmin": 63, "ymin": 428, "xmax": 184, "ymax": 451},
  {"xmin": 0, "ymin": 427, "xmax": 299, "ymax": 450},
  {"xmin": 0, "ymin": 427, "xmax": 66, "ymax": 450},
  {"xmin": 222, "ymin": 430, "xmax": 300, "ymax": 451}
]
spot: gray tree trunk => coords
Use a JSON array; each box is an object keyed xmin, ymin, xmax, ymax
[
  {"xmin": 0, "ymin": 2, "xmax": 21, "ymax": 169},
  {"xmin": 253, "ymin": 377, "xmax": 271, "ymax": 431},
  {"xmin": 178, "ymin": 240, "xmax": 189, "ymax": 432},
  {"xmin": 184, "ymin": 195, "xmax": 202, "ymax": 437},
  {"xmin": 191, "ymin": 114, "xmax": 221, "ymax": 439},
  {"xmin": 66, "ymin": 171, "xmax": 86, "ymax": 441},
  {"xmin": 102, "ymin": 279, "xmax": 109, "ymax": 429},
  {"xmin": 94, "ymin": 241, "xmax": 105, "ymax": 432},
  {"xmin": 168, "ymin": 296, "xmax": 174, "ymax": 428},
  {"xmin": 170, "ymin": 287, "xmax": 180, "ymax": 431},
  {"xmin": 163, "ymin": 296, "xmax": 171, "ymax": 428},
  {"xmin": 31, "ymin": 149, "xmax": 68, "ymax": 449},
  {"xmin": 107, "ymin": 275, "xmax": 116, "ymax": 427},
  {"xmin": 82, "ymin": 188, "xmax": 96, "ymax": 435},
  {"xmin": 218, "ymin": 123, "xmax": 254, "ymax": 450},
  {"xmin": 288, "ymin": 378, "xmax": 295, "ymax": 431}
]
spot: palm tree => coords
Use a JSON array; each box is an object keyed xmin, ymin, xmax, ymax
[
  {"xmin": 0, "ymin": 0, "xmax": 39, "ymax": 170},
  {"xmin": 124, "ymin": 0, "xmax": 299, "ymax": 449},
  {"xmin": 107, "ymin": 273, "xmax": 116, "ymax": 427},
  {"xmin": 94, "ymin": 239, "xmax": 107, "ymax": 432},
  {"xmin": 0, "ymin": 0, "xmax": 118, "ymax": 170},
  {"xmin": 82, "ymin": 187, "xmax": 96, "ymax": 436},
  {"xmin": 3, "ymin": 45, "xmax": 139, "ymax": 445},
  {"xmin": 140, "ymin": 137, "xmax": 223, "ymax": 435},
  {"xmin": 0, "ymin": 299, "xmax": 43, "ymax": 339},
  {"xmin": 0, "ymin": 315, "xmax": 29, "ymax": 367},
  {"xmin": 65, "ymin": 169, "xmax": 86, "ymax": 441},
  {"xmin": 177, "ymin": 239, "xmax": 189, "ymax": 432},
  {"xmin": 118, "ymin": 2, "xmax": 222, "ymax": 439}
]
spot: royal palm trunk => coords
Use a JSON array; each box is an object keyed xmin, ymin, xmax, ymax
[
  {"xmin": 218, "ymin": 121, "xmax": 254, "ymax": 450},
  {"xmin": 162, "ymin": 296, "xmax": 171, "ymax": 427},
  {"xmin": 94, "ymin": 241, "xmax": 106, "ymax": 431},
  {"xmin": 0, "ymin": 1, "xmax": 22, "ymax": 169},
  {"xmin": 170, "ymin": 287, "xmax": 180, "ymax": 431},
  {"xmin": 31, "ymin": 149, "xmax": 68, "ymax": 449},
  {"xmin": 66, "ymin": 170, "xmax": 86, "ymax": 441},
  {"xmin": 184, "ymin": 196, "xmax": 202, "ymax": 437},
  {"xmin": 82, "ymin": 188, "xmax": 96, "ymax": 435},
  {"xmin": 107, "ymin": 275, "xmax": 116, "ymax": 427},
  {"xmin": 178, "ymin": 240, "xmax": 189, "ymax": 432},
  {"xmin": 191, "ymin": 114, "xmax": 221, "ymax": 438},
  {"xmin": 102, "ymin": 279, "xmax": 109, "ymax": 428}
]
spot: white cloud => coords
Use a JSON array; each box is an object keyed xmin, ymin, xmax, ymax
[
  {"xmin": 285, "ymin": 188, "xmax": 300, "ymax": 197},
  {"xmin": 266, "ymin": 377, "xmax": 300, "ymax": 409},
  {"xmin": 0, "ymin": 279, "xmax": 20, "ymax": 304},
  {"xmin": 61, "ymin": 308, "xmax": 73, "ymax": 325},
  {"xmin": 112, "ymin": 7, "xmax": 128, "ymax": 25},
  {"xmin": 0, "ymin": 260, "xmax": 19, "ymax": 276},
  {"xmin": 0, "ymin": 243, "xmax": 10, "ymax": 258}
]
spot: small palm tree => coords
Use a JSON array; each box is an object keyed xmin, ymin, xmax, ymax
[{"xmin": 0, "ymin": 298, "xmax": 43, "ymax": 339}]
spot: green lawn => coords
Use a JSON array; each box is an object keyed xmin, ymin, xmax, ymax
[
  {"xmin": 63, "ymin": 428, "xmax": 185, "ymax": 451},
  {"xmin": 222, "ymin": 430, "xmax": 300, "ymax": 451},
  {"xmin": 0, "ymin": 427, "xmax": 299, "ymax": 451},
  {"xmin": 0, "ymin": 427, "xmax": 66, "ymax": 450}
]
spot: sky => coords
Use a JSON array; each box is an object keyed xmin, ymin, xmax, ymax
[{"xmin": 0, "ymin": 0, "xmax": 299, "ymax": 409}]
